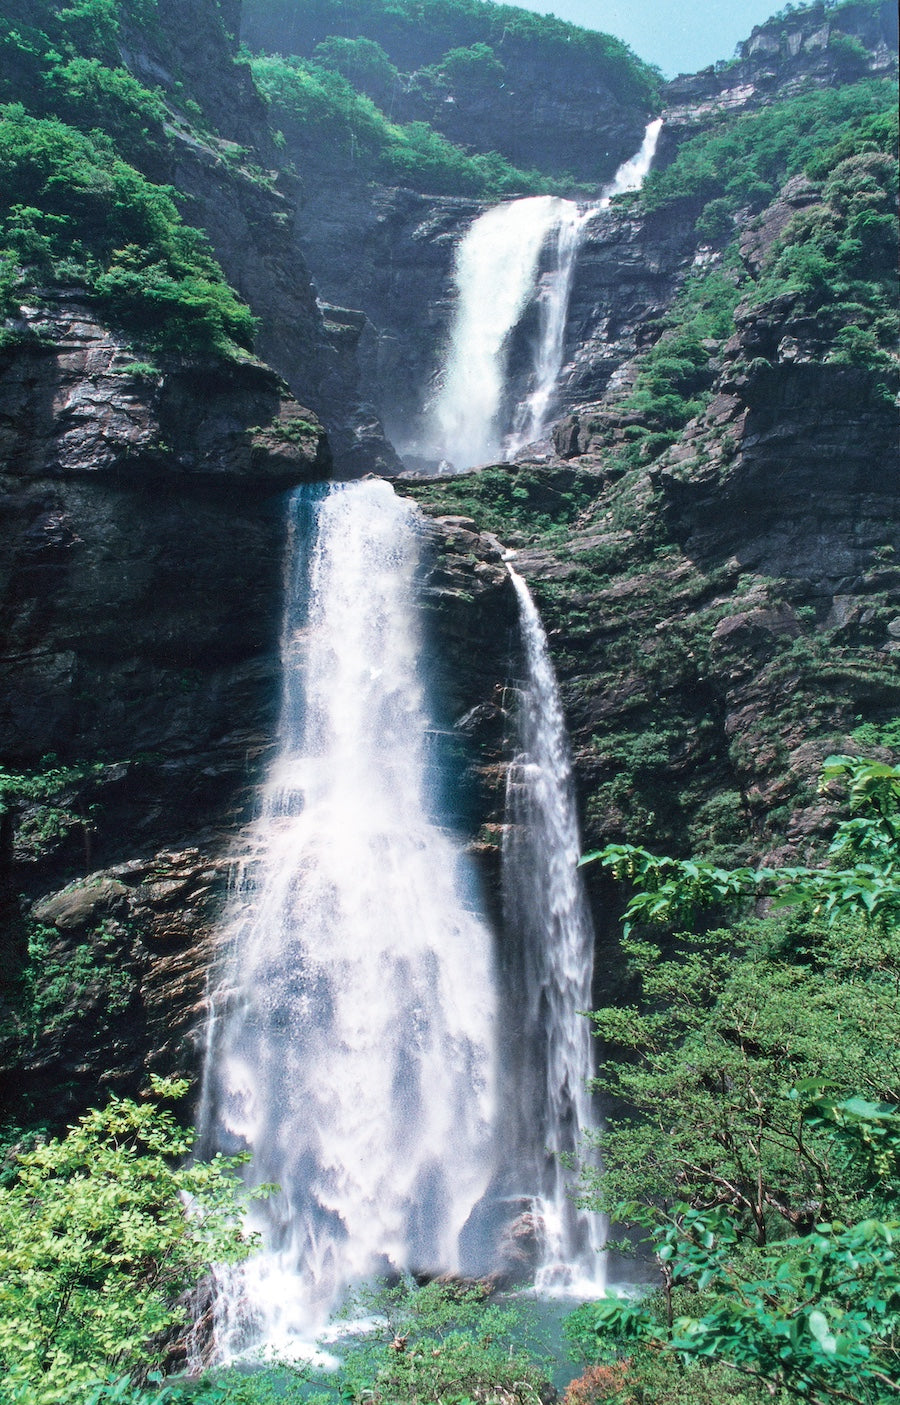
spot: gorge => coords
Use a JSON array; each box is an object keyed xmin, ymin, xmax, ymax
[{"xmin": 0, "ymin": 0, "xmax": 898, "ymax": 1399}]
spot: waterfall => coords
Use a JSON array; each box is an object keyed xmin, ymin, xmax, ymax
[
  {"xmin": 598, "ymin": 117, "xmax": 664, "ymax": 206},
  {"xmin": 502, "ymin": 568, "xmax": 603, "ymax": 1290},
  {"xmin": 196, "ymin": 118, "xmax": 666, "ymax": 1355},
  {"xmin": 504, "ymin": 204, "xmax": 586, "ymax": 460},
  {"xmin": 429, "ymin": 119, "xmax": 662, "ymax": 470},
  {"xmin": 200, "ymin": 480, "xmax": 498, "ymax": 1355},
  {"xmin": 430, "ymin": 194, "xmax": 577, "ymax": 471}
]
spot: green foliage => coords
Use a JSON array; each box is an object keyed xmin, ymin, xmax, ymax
[
  {"xmin": 242, "ymin": 0, "xmax": 660, "ymax": 108},
  {"xmin": 852, "ymin": 716, "xmax": 900, "ymax": 752},
  {"xmin": 303, "ymin": 1277, "xmax": 549, "ymax": 1404},
  {"xmin": 747, "ymin": 147, "xmax": 899, "ymax": 387},
  {"xmin": 0, "ymin": 0, "xmax": 169, "ymax": 161},
  {"xmin": 311, "ymin": 35, "xmax": 400, "ymax": 98},
  {"xmin": 579, "ymin": 1096, "xmax": 899, "ymax": 1404},
  {"xmin": 0, "ymin": 754, "xmax": 106, "ymax": 820},
  {"xmin": 575, "ymin": 754, "xmax": 900, "ymax": 1402},
  {"xmin": 641, "ymin": 80, "xmax": 897, "ymax": 221},
  {"xmin": 608, "ymin": 257, "xmax": 742, "ymax": 464},
  {"xmin": 429, "ymin": 40, "xmax": 505, "ymax": 89},
  {"xmin": 169, "ymin": 1365, "xmax": 307, "ymax": 1403},
  {"xmin": 249, "ymin": 52, "xmax": 554, "ymax": 196},
  {"xmin": 400, "ymin": 463, "xmax": 597, "ymax": 544},
  {"xmin": 3, "ymin": 916, "xmax": 137, "ymax": 1047},
  {"xmin": 0, "ymin": 1079, "xmax": 262, "ymax": 1403},
  {"xmin": 582, "ymin": 756, "xmax": 900, "ymax": 930},
  {"xmin": 0, "ymin": 106, "xmax": 256, "ymax": 351}
]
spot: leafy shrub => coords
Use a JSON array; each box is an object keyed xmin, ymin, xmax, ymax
[
  {"xmin": 242, "ymin": 0, "xmax": 661, "ymax": 108},
  {"xmin": 612, "ymin": 260, "xmax": 742, "ymax": 459},
  {"xmin": 311, "ymin": 34, "xmax": 400, "ymax": 99},
  {"xmin": 0, "ymin": 107, "xmax": 256, "ymax": 352},
  {"xmin": 306, "ymin": 1277, "xmax": 549, "ymax": 1404},
  {"xmin": 249, "ymin": 52, "xmax": 554, "ymax": 196},
  {"xmin": 746, "ymin": 147, "xmax": 899, "ymax": 384},
  {"xmin": 431, "ymin": 40, "xmax": 505, "ymax": 89},
  {"xmin": 0, "ymin": 0, "xmax": 170, "ymax": 162},
  {"xmin": 641, "ymin": 80, "xmax": 897, "ymax": 221},
  {"xmin": 0, "ymin": 1081, "xmax": 260, "ymax": 1402}
]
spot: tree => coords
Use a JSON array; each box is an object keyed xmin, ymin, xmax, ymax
[
  {"xmin": 0, "ymin": 1078, "xmax": 263, "ymax": 1404},
  {"xmin": 573, "ymin": 756, "xmax": 900, "ymax": 1401},
  {"xmin": 581, "ymin": 1095, "xmax": 900, "ymax": 1405}
]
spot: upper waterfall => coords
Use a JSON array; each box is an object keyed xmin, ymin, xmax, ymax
[
  {"xmin": 427, "ymin": 120, "xmax": 663, "ymax": 471},
  {"xmin": 429, "ymin": 194, "xmax": 577, "ymax": 471},
  {"xmin": 199, "ymin": 480, "xmax": 498, "ymax": 1354},
  {"xmin": 598, "ymin": 117, "xmax": 663, "ymax": 206}
]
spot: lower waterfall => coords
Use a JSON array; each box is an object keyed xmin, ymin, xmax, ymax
[
  {"xmin": 502, "ymin": 568, "xmax": 603, "ymax": 1290},
  {"xmin": 199, "ymin": 480, "xmax": 498, "ymax": 1354}
]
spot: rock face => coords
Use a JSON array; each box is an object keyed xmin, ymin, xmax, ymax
[
  {"xmin": 297, "ymin": 187, "xmax": 483, "ymax": 453},
  {"xmin": 664, "ymin": 0, "xmax": 897, "ymax": 128},
  {"xmin": 1, "ymin": 0, "xmax": 898, "ymax": 1132},
  {"xmin": 0, "ymin": 302, "xmax": 328, "ymax": 1120},
  {"xmin": 116, "ymin": 0, "xmax": 401, "ymax": 475}
]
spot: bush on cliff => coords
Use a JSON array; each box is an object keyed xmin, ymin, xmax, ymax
[
  {"xmin": 641, "ymin": 78, "xmax": 898, "ymax": 222},
  {"xmin": 574, "ymin": 756, "xmax": 900, "ymax": 1401},
  {"xmin": 0, "ymin": 106, "xmax": 256, "ymax": 352},
  {"xmin": 241, "ymin": 0, "xmax": 660, "ymax": 108},
  {"xmin": 249, "ymin": 52, "xmax": 555, "ymax": 196}
]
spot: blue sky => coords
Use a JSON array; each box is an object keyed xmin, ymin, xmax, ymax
[{"xmin": 504, "ymin": 0, "xmax": 786, "ymax": 77}]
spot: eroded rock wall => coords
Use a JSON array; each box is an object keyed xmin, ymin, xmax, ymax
[{"xmin": 0, "ymin": 302, "xmax": 328, "ymax": 1121}]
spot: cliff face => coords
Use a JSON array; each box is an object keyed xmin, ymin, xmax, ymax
[
  {"xmin": 114, "ymin": 0, "xmax": 401, "ymax": 474},
  {"xmin": 240, "ymin": 0, "xmax": 656, "ymax": 185},
  {"xmin": 0, "ymin": 301, "xmax": 328, "ymax": 1119},
  {"xmin": 0, "ymin": 0, "xmax": 897, "ymax": 1126},
  {"xmin": 664, "ymin": 0, "xmax": 897, "ymax": 126}
]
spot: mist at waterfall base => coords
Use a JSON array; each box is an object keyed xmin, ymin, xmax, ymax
[
  {"xmin": 198, "ymin": 480, "xmax": 603, "ymax": 1362},
  {"xmin": 426, "ymin": 118, "xmax": 662, "ymax": 472}
]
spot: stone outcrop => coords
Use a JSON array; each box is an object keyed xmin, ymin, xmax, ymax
[
  {"xmin": 0, "ymin": 301, "xmax": 329, "ymax": 1121},
  {"xmin": 115, "ymin": 0, "xmax": 401, "ymax": 475},
  {"xmin": 663, "ymin": 0, "xmax": 897, "ymax": 129}
]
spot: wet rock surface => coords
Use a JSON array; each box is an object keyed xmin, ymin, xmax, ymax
[{"xmin": 0, "ymin": 303, "xmax": 329, "ymax": 1121}]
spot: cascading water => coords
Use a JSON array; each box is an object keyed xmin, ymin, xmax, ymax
[
  {"xmin": 197, "ymin": 114, "xmax": 665, "ymax": 1357},
  {"xmin": 199, "ymin": 479, "xmax": 498, "ymax": 1355},
  {"xmin": 430, "ymin": 194, "xmax": 578, "ymax": 470},
  {"xmin": 504, "ymin": 204, "xmax": 586, "ymax": 460},
  {"xmin": 598, "ymin": 117, "xmax": 664, "ymax": 207},
  {"xmin": 429, "ymin": 119, "xmax": 663, "ymax": 470},
  {"xmin": 501, "ymin": 567, "xmax": 603, "ymax": 1291}
]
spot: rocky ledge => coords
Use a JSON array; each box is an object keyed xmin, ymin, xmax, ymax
[{"xmin": 0, "ymin": 301, "xmax": 333, "ymax": 1127}]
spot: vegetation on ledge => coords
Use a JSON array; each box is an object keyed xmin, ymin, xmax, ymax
[
  {"xmin": 249, "ymin": 52, "xmax": 558, "ymax": 197},
  {"xmin": 242, "ymin": 0, "xmax": 661, "ymax": 108},
  {"xmin": 0, "ymin": 107, "xmax": 256, "ymax": 353}
]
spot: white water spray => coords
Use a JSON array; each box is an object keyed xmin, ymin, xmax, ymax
[
  {"xmin": 430, "ymin": 194, "xmax": 578, "ymax": 469},
  {"xmin": 598, "ymin": 117, "xmax": 664, "ymax": 207},
  {"xmin": 430, "ymin": 120, "xmax": 662, "ymax": 469},
  {"xmin": 504, "ymin": 204, "xmax": 586, "ymax": 459},
  {"xmin": 502, "ymin": 567, "xmax": 604, "ymax": 1291},
  {"xmin": 200, "ymin": 480, "xmax": 498, "ymax": 1355}
]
